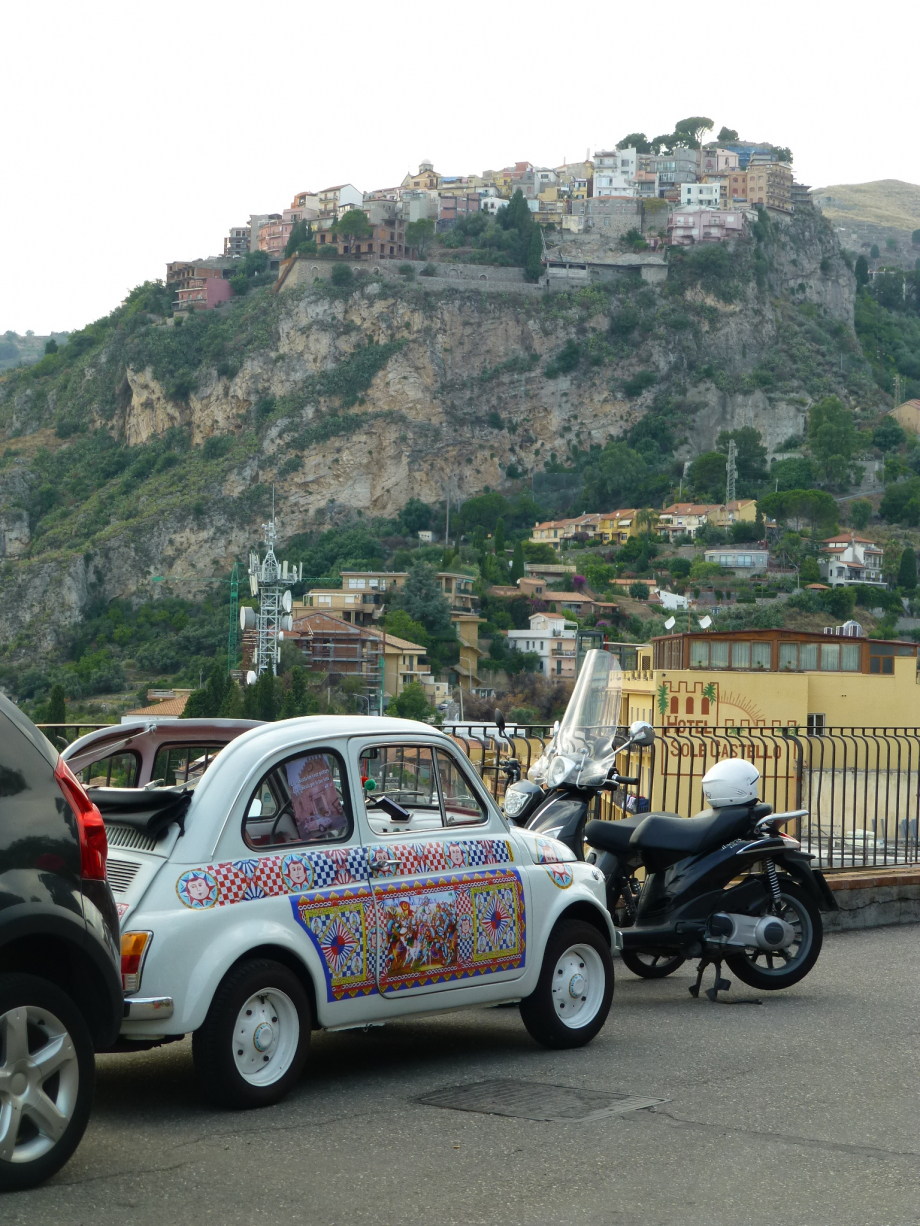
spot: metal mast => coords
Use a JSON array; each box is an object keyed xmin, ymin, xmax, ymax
[
  {"xmin": 227, "ymin": 562, "xmax": 240, "ymax": 674},
  {"xmin": 243, "ymin": 505, "xmax": 302, "ymax": 682},
  {"xmin": 725, "ymin": 439, "xmax": 737, "ymax": 505}
]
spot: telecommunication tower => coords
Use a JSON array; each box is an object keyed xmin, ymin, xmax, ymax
[
  {"xmin": 240, "ymin": 512, "xmax": 303, "ymax": 683},
  {"xmin": 227, "ymin": 562, "xmax": 240, "ymax": 673},
  {"xmin": 725, "ymin": 439, "xmax": 738, "ymax": 505}
]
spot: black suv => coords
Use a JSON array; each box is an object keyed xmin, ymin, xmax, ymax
[{"xmin": 0, "ymin": 694, "xmax": 122, "ymax": 1190}]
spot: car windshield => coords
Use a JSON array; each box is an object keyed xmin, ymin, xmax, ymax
[{"xmin": 555, "ymin": 649, "xmax": 623, "ymax": 777}]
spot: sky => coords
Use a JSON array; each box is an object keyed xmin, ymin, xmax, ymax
[{"xmin": 3, "ymin": 0, "xmax": 917, "ymax": 336}]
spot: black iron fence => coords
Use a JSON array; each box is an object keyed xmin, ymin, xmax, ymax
[
  {"xmin": 36, "ymin": 723, "xmax": 109, "ymax": 750},
  {"xmin": 454, "ymin": 724, "xmax": 920, "ymax": 873}
]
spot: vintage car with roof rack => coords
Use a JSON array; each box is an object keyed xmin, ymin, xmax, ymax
[{"xmin": 88, "ymin": 715, "xmax": 619, "ymax": 1108}]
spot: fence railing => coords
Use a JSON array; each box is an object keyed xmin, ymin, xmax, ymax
[{"xmin": 456, "ymin": 724, "xmax": 920, "ymax": 873}]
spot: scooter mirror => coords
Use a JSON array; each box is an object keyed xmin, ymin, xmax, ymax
[
  {"xmin": 494, "ymin": 708, "xmax": 506, "ymax": 734},
  {"xmin": 628, "ymin": 720, "xmax": 655, "ymax": 746},
  {"xmin": 552, "ymin": 720, "xmax": 560, "ymax": 735}
]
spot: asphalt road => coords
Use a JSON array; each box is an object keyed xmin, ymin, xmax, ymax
[{"xmin": 7, "ymin": 925, "xmax": 920, "ymax": 1226}]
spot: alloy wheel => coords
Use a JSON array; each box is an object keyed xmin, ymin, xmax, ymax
[{"xmin": 0, "ymin": 1005, "xmax": 80, "ymax": 1164}]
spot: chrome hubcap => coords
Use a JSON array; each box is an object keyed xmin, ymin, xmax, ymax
[
  {"xmin": 0, "ymin": 1006, "xmax": 80, "ymax": 1164},
  {"xmin": 232, "ymin": 990, "xmax": 300, "ymax": 1086}
]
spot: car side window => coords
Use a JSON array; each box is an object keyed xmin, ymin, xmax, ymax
[
  {"xmin": 78, "ymin": 752, "xmax": 139, "ymax": 788},
  {"xmin": 435, "ymin": 749, "xmax": 488, "ymax": 827},
  {"xmin": 361, "ymin": 744, "xmax": 487, "ymax": 834},
  {"xmin": 243, "ymin": 749, "xmax": 351, "ymax": 850},
  {"xmin": 152, "ymin": 744, "xmax": 224, "ymax": 787}
]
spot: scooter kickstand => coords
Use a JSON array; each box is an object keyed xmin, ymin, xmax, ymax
[
  {"xmin": 705, "ymin": 962, "xmax": 732, "ymax": 1003},
  {"xmin": 688, "ymin": 959, "xmax": 708, "ymax": 999}
]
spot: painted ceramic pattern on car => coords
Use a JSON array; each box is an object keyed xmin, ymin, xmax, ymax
[{"xmin": 174, "ymin": 837, "xmax": 515, "ymax": 908}]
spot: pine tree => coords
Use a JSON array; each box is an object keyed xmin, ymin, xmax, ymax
[
  {"xmin": 510, "ymin": 540, "xmax": 525, "ymax": 581},
  {"xmin": 218, "ymin": 680, "xmax": 245, "ymax": 717},
  {"xmin": 394, "ymin": 564, "xmax": 452, "ymax": 633},
  {"xmin": 898, "ymin": 546, "xmax": 917, "ymax": 591},
  {"xmin": 254, "ymin": 670, "xmax": 278, "ymax": 721},
  {"xmin": 47, "ymin": 684, "xmax": 66, "ymax": 726},
  {"xmin": 494, "ymin": 517, "xmax": 506, "ymax": 555},
  {"xmin": 524, "ymin": 227, "xmax": 543, "ymax": 282}
]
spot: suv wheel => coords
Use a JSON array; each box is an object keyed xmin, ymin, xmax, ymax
[
  {"xmin": 192, "ymin": 959, "xmax": 311, "ymax": 1109},
  {"xmin": 0, "ymin": 974, "xmax": 95, "ymax": 1191}
]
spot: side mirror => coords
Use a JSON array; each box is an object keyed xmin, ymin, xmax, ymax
[
  {"xmin": 628, "ymin": 720, "xmax": 655, "ymax": 747},
  {"xmin": 494, "ymin": 708, "xmax": 506, "ymax": 734}
]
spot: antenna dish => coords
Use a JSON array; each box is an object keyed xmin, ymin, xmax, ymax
[
  {"xmin": 282, "ymin": 590, "xmax": 293, "ymax": 613},
  {"xmin": 698, "ymin": 615, "xmax": 713, "ymax": 629},
  {"xmin": 240, "ymin": 606, "xmax": 257, "ymax": 631},
  {"xmin": 245, "ymin": 670, "xmax": 257, "ymax": 686},
  {"xmin": 249, "ymin": 575, "xmax": 259, "ymax": 597},
  {"xmin": 281, "ymin": 614, "xmax": 293, "ymax": 632},
  {"xmin": 664, "ymin": 616, "xmax": 676, "ymax": 630}
]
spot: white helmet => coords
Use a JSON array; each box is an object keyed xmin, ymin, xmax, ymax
[{"xmin": 701, "ymin": 758, "xmax": 760, "ymax": 808}]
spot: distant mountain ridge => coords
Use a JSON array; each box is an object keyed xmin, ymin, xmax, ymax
[{"xmin": 812, "ymin": 180, "xmax": 920, "ymax": 233}]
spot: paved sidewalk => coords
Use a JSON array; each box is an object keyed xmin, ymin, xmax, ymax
[{"xmin": 6, "ymin": 925, "xmax": 920, "ymax": 1226}]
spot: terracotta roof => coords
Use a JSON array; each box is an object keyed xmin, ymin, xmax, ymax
[
  {"xmin": 365, "ymin": 630, "xmax": 428, "ymax": 653},
  {"xmin": 822, "ymin": 534, "xmax": 878, "ymax": 545},
  {"xmin": 125, "ymin": 696, "xmax": 188, "ymax": 717}
]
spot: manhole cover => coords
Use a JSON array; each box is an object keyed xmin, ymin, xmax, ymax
[{"xmin": 417, "ymin": 1079, "xmax": 667, "ymax": 1123}]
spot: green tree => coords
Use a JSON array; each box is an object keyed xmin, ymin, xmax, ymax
[
  {"xmin": 524, "ymin": 227, "xmax": 543, "ymax": 282},
  {"xmin": 873, "ymin": 417, "xmax": 906, "ymax": 451},
  {"xmin": 397, "ymin": 497, "xmax": 432, "ymax": 535},
  {"xmin": 459, "ymin": 492, "xmax": 511, "ymax": 534},
  {"xmin": 253, "ymin": 670, "xmax": 279, "ymax": 722},
  {"xmin": 799, "ymin": 557, "xmax": 821, "ymax": 583},
  {"xmin": 855, "ymin": 254, "xmax": 869, "ymax": 286},
  {"xmin": 912, "ymin": 230, "xmax": 920, "ymax": 246},
  {"xmin": 758, "ymin": 489, "xmax": 838, "ymax": 536},
  {"xmin": 510, "ymin": 540, "xmax": 525, "ymax": 581},
  {"xmin": 330, "ymin": 263, "xmax": 354, "ymax": 287},
  {"xmin": 44, "ymin": 338, "xmax": 58, "ymax": 355},
  {"xmin": 807, "ymin": 396, "xmax": 867, "ymax": 483},
  {"xmin": 218, "ymin": 679, "xmax": 245, "ymax": 717},
  {"xmin": 716, "ymin": 426, "xmax": 768, "ymax": 485},
  {"xmin": 336, "ymin": 209, "xmax": 372, "ymax": 247},
  {"xmin": 46, "ymin": 684, "xmax": 66, "ymax": 733},
  {"xmin": 387, "ymin": 680, "xmax": 437, "ymax": 722},
  {"xmin": 716, "ymin": 126, "xmax": 738, "ymax": 143},
  {"xmin": 383, "ymin": 608, "xmax": 430, "ymax": 646},
  {"xmin": 689, "ymin": 451, "xmax": 727, "ymax": 500},
  {"xmin": 870, "ymin": 244, "xmax": 880, "ymax": 260},
  {"xmin": 284, "ymin": 218, "xmax": 314, "ymax": 257},
  {"xmin": 522, "ymin": 541, "xmax": 558, "ymax": 564},
  {"xmin": 672, "ymin": 116, "xmax": 714, "ymax": 148},
  {"xmin": 898, "ymin": 546, "xmax": 917, "ymax": 591},
  {"xmin": 628, "ymin": 581, "xmax": 649, "ymax": 600},
  {"xmin": 405, "ymin": 218, "xmax": 435, "ymax": 258},
  {"xmin": 393, "ymin": 564, "xmax": 452, "ymax": 633},
  {"xmin": 281, "ymin": 666, "xmax": 319, "ymax": 718},
  {"xmin": 848, "ymin": 499, "xmax": 872, "ymax": 530},
  {"xmin": 183, "ymin": 662, "xmax": 228, "ymax": 718},
  {"xmin": 582, "ymin": 441, "xmax": 651, "ymax": 509},
  {"xmin": 886, "ymin": 238, "xmax": 898, "ymax": 252},
  {"xmin": 617, "ymin": 132, "xmax": 651, "ymax": 153},
  {"xmin": 494, "ymin": 517, "xmax": 506, "ymax": 555}
]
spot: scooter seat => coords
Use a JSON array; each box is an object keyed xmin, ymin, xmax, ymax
[
  {"xmin": 630, "ymin": 803, "xmax": 771, "ymax": 858},
  {"xmin": 584, "ymin": 816, "xmax": 658, "ymax": 854}
]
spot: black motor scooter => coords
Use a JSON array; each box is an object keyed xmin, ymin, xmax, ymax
[{"xmin": 521, "ymin": 650, "xmax": 838, "ymax": 1000}]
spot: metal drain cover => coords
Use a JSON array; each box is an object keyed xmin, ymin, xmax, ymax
[{"xmin": 418, "ymin": 1079, "xmax": 667, "ymax": 1123}]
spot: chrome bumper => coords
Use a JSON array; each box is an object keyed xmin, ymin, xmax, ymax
[{"xmin": 123, "ymin": 995, "xmax": 174, "ymax": 1020}]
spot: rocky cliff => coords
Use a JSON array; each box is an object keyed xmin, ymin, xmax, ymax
[{"xmin": 0, "ymin": 208, "xmax": 875, "ymax": 650}]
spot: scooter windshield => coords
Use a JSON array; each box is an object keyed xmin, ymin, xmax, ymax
[{"xmin": 555, "ymin": 649, "xmax": 623, "ymax": 779}]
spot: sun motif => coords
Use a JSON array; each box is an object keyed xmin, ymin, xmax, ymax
[{"xmin": 319, "ymin": 918, "xmax": 359, "ymax": 973}]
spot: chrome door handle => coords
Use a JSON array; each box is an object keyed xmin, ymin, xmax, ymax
[{"xmin": 381, "ymin": 859, "xmax": 401, "ymax": 867}]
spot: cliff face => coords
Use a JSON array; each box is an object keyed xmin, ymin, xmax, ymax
[{"xmin": 0, "ymin": 209, "xmax": 872, "ymax": 648}]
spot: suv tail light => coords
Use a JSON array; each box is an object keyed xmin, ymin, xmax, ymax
[{"xmin": 55, "ymin": 757, "xmax": 108, "ymax": 880}]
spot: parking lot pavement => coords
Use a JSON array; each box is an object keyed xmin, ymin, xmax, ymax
[{"xmin": 6, "ymin": 925, "xmax": 920, "ymax": 1226}]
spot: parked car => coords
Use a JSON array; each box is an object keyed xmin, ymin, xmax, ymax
[
  {"xmin": 0, "ymin": 694, "xmax": 123, "ymax": 1190},
  {"xmin": 96, "ymin": 716, "xmax": 618, "ymax": 1109},
  {"xmin": 62, "ymin": 719, "xmax": 262, "ymax": 788}
]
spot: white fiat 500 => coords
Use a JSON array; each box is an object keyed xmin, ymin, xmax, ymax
[{"xmin": 96, "ymin": 717, "xmax": 618, "ymax": 1108}]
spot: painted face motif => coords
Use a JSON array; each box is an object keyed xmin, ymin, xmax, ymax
[
  {"xmin": 287, "ymin": 859, "xmax": 308, "ymax": 885},
  {"xmin": 186, "ymin": 876, "xmax": 212, "ymax": 902},
  {"xmin": 447, "ymin": 843, "xmax": 465, "ymax": 867}
]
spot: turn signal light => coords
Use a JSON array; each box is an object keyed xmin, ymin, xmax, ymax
[{"xmin": 121, "ymin": 931, "xmax": 152, "ymax": 994}]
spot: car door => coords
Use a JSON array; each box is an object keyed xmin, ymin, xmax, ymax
[
  {"xmin": 236, "ymin": 745, "xmax": 378, "ymax": 1011},
  {"xmin": 357, "ymin": 738, "xmax": 527, "ymax": 1000}
]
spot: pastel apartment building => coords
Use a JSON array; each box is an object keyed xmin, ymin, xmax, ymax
[
  {"xmin": 819, "ymin": 535, "xmax": 886, "ymax": 588},
  {"xmin": 668, "ymin": 207, "xmax": 747, "ymax": 246},
  {"xmin": 508, "ymin": 612, "xmax": 578, "ymax": 678},
  {"xmin": 174, "ymin": 275, "xmax": 233, "ymax": 311}
]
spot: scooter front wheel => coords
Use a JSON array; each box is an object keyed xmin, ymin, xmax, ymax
[
  {"xmin": 621, "ymin": 949, "xmax": 685, "ymax": 979},
  {"xmin": 725, "ymin": 879, "xmax": 822, "ymax": 990}
]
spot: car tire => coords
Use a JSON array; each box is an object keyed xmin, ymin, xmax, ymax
[
  {"xmin": 192, "ymin": 959, "xmax": 311, "ymax": 1109},
  {"xmin": 519, "ymin": 919, "xmax": 614, "ymax": 1050},
  {"xmin": 0, "ymin": 973, "xmax": 96, "ymax": 1191}
]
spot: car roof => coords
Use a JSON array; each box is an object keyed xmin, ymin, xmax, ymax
[
  {"xmin": 63, "ymin": 719, "xmax": 263, "ymax": 765},
  {"xmin": 175, "ymin": 716, "xmax": 451, "ymax": 861}
]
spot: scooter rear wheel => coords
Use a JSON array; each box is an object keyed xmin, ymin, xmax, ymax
[
  {"xmin": 621, "ymin": 950, "xmax": 685, "ymax": 979},
  {"xmin": 725, "ymin": 879, "xmax": 822, "ymax": 990}
]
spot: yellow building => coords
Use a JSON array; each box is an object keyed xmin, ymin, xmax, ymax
[
  {"xmin": 597, "ymin": 509, "xmax": 641, "ymax": 545},
  {"xmin": 401, "ymin": 160, "xmax": 441, "ymax": 190},
  {"xmin": 890, "ymin": 399, "xmax": 920, "ymax": 435}
]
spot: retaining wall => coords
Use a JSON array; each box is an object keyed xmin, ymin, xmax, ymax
[{"xmin": 825, "ymin": 867, "xmax": 920, "ymax": 930}]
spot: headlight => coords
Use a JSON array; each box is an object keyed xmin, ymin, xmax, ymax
[
  {"xmin": 548, "ymin": 756, "xmax": 577, "ymax": 788},
  {"xmin": 503, "ymin": 788, "xmax": 529, "ymax": 818}
]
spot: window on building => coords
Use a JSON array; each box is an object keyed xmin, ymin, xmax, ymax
[
  {"xmin": 779, "ymin": 643, "xmax": 797, "ymax": 670},
  {"xmin": 752, "ymin": 642, "xmax": 771, "ymax": 669},
  {"xmin": 690, "ymin": 641, "xmax": 708, "ymax": 668},
  {"xmin": 800, "ymin": 643, "xmax": 818, "ymax": 671},
  {"xmin": 820, "ymin": 643, "xmax": 840, "ymax": 671},
  {"xmin": 710, "ymin": 641, "xmax": 730, "ymax": 669},
  {"xmin": 807, "ymin": 714, "xmax": 826, "ymax": 736},
  {"xmin": 732, "ymin": 641, "xmax": 751, "ymax": 669},
  {"xmin": 841, "ymin": 644, "xmax": 860, "ymax": 671}
]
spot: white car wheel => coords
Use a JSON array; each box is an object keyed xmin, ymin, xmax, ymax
[
  {"xmin": 550, "ymin": 943, "xmax": 607, "ymax": 1029},
  {"xmin": 231, "ymin": 989, "xmax": 300, "ymax": 1087}
]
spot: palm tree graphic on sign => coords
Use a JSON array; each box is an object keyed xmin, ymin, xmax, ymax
[{"xmin": 656, "ymin": 683, "xmax": 669, "ymax": 717}]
